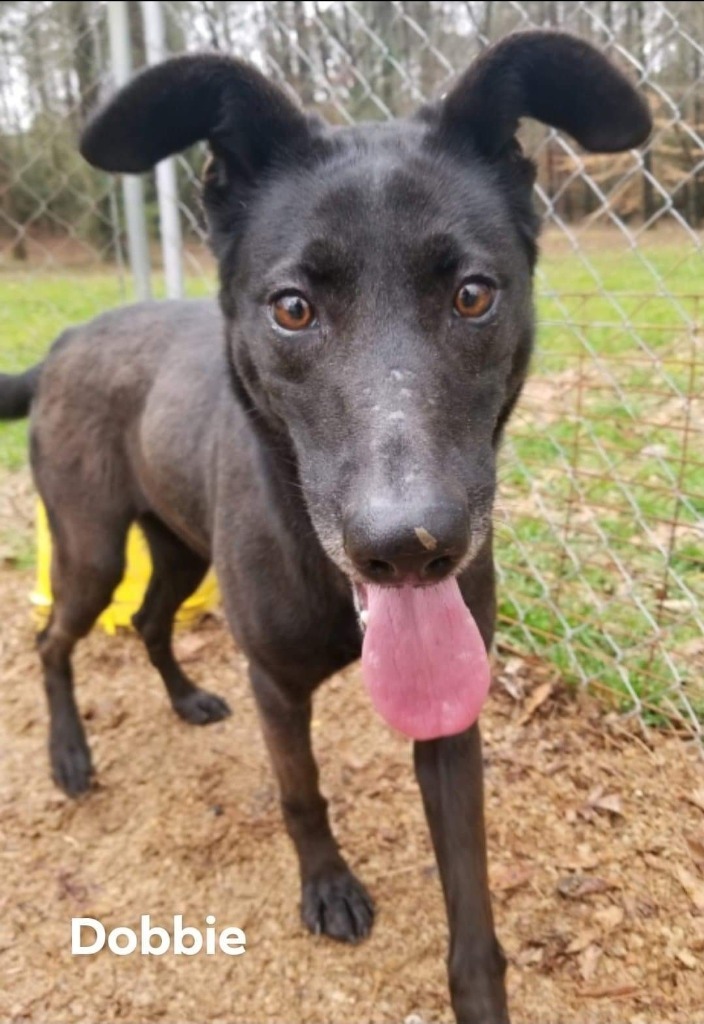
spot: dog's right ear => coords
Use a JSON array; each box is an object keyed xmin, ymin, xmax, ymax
[
  {"xmin": 80, "ymin": 54, "xmax": 312, "ymax": 183},
  {"xmin": 434, "ymin": 31, "xmax": 651, "ymax": 159}
]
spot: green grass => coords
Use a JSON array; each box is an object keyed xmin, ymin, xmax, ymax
[
  {"xmin": 498, "ymin": 233, "xmax": 704, "ymax": 728},
  {"xmin": 0, "ymin": 233, "xmax": 702, "ymax": 729},
  {"xmin": 0, "ymin": 270, "xmax": 214, "ymax": 469}
]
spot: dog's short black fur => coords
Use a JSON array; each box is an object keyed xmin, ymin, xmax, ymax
[{"xmin": 1, "ymin": 32, "xmax": 649, "ymax": 1023}]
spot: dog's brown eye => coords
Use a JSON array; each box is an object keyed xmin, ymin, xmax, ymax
[
  {"xmin": 271, "ymin": 292, "xmax": 315, "ymax": 331},
  {"xmin": 453, "ymin": 279, "xmax": 496, "ymax": 319}
]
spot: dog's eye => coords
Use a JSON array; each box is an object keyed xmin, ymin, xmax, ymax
[
  {"xmin": 453, "ymin": 279, "xmax": 496, "ymax": 320},
  {"xmin": 271, "ymin": 292, "xmax": 315, "ymax": 332}
]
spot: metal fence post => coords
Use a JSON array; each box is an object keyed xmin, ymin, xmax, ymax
[
  {"xmin": 141, "ymin": 0, "xmax": 184, "ymax": 299},
  {"xmin": 108, "ymin": 0, "xmax": 152, "ymax": 302}
]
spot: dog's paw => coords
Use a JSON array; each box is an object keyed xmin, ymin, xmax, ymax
[
  {"xmin": 301, "ymin": 868, "xmax": 375, "ymax": 943},
  {"xmin": 50, "ymin": 737, "xmax": 93, "ymax": 798},
  {"xmin": 173, "ymin": 688, "xmax": 231, "ymax": 725}
]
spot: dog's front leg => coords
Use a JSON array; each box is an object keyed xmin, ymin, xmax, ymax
[
  {"xmin": 250, "ymin": 663, "xmax": 374, "ymax": 943},
  {"xmin": 414, "ymin": 727, "xmax": 509, "ymax": 1024}
]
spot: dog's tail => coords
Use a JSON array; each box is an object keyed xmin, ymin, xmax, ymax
[{"xmin": 0, "ymin": 364, "xmax": 42, "ymax": 420}]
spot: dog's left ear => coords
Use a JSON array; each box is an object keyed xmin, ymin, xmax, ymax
[
  {"xmin": 80, "ymin": 55, "xmax": 317, "ymax": 257},
  {"xmin": 79, "ymin": 53, "xmax": 312, "ymax": 181},
  {"xmin": 436, "ymin": 30, "xmax": 651, "ymax": 158}
]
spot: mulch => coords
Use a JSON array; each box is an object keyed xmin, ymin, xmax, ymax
[{"xmin": 1, "ymin": 552, "xmax": 703, "ymax": 1023}]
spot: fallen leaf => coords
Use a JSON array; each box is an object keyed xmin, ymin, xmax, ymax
[
  {"xmin": 594, "ymin": 905, "xmax": 625, "ymax": 933},
  {"xmin": 56, "ymin": 871, "xmax": 90, "ymax": 903},
  {"xmin": 518, "ymin": 681, "xmax": 554, "ymax": 725},
  {"xmin": 535, "ymin": 931, "xmax": 571, "ymax": 972},
  {"xmin": 499, "ymin": 674, "xmax": 524, "ymax": 701},
  {"xmin": 557, "ymin": 875, "xmax": 616, "ymax": 900},
  {"xmin": 684, "ymin": 789, "xmax": 704, "ymax": 814},
  {"xmin": 690, "ymin": 918, "xmax": 704, "ymax": 952},
  {"xmin": 559, "ymin": 844, "xmax": 601, "ymax": 871},
  {"xmin": 516, "ymin": 945, "xmax": 543, "ymax": 967},
  {"xmin": 503, "ymin": 656, "xmax": 526, "ymax": 675},
  {"xmin": 676, "ymin": 866, "xmax": 704, "ymax": 912},
  {"xmin": 579, "ymin": 943, "xmax": 602, "ymax": 983},
  {"xmin": 591, "ymin": 792, "xmax": 624, "ymax": 817},
  {"xmin": 343, "ymin": 753, "xmax": 369, "ymax": 772},
  {"xmin": 685, "ymin": 832, "xmax": 704, "ymax": 871},
  {"xmin": 498, "ymin": 658, "xmax": 526, "ymax": 700},
  {"xmin": 491, "ymin": 864, "xmax": 534, "ymax": 893},
  {"xmin": 173, "ymin": 634, "xmax": 211, "ymax": 661},
  {"xmin": 643, "ymin": 852, "xmax": 666, "ymax": 872},
  {"xmin": 580, "ymin": 787, "xmax": 625, "ymax": 821},
  {"xmin": 675, "ymin": 949, "xmax": 698, "ymax": 970},
  {"xmin": 580, "ymin": 984, "xmax": 640, "ymax": 1000},
  {"xmin": 622, "ymin": 894, "xmax": 658, "ymax": 920},
  {"xmin": 567, "ymin": 929, "xmax": 600, "ymax": 954}
]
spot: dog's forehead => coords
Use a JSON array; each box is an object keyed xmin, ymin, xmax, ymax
[
  {"xmin": 255, "ymin": 120, "xmax": 515, "ymax": 269},
  {"xmin": 312, "ymin": 122, "xmax": 505, "ymax": 232}
]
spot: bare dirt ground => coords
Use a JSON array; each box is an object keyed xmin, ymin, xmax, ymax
[{"xmin": 1, "ymin": 551, "xmax": 704, "ymax": 1023}]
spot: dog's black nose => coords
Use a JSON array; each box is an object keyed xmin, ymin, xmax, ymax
[{"xmin": 344, "ymin": 501, "xmax": 469, "ymax": 585}]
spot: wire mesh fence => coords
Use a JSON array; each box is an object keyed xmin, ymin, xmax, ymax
[{"xmin": 0, "ymin": 1, "xmax": 702, "ymax": 740}]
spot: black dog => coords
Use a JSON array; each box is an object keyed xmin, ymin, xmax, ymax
[{"xmin": 0, "ymin": 31, "xmax": 649, "ymax": 1022}]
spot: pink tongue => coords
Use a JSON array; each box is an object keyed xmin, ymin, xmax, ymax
[{"xmin": 361, "ymin": 578, "xmax": 490, "ymax": 740}]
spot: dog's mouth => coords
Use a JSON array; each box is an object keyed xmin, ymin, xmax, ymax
[{"xmin": 352, "ymin": 578, "xmax": 491, "ymax": 742}]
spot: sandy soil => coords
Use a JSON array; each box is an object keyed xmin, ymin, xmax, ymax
[{"xmin": 1, "ymin": 556, "xmax": 703, "ymax": 1024}]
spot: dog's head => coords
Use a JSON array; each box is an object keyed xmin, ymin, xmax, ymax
[{"xmin": 82, "ymin": 32, "xmax": 649, "ymax": 589}]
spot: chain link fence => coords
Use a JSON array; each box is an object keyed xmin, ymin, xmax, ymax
[{"xmin": 0, "ymin": 1, "xmax": 702, "ymax": 740}]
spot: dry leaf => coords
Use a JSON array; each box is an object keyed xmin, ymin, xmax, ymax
[
  {"xmin": 498, "ymin": 658, "xmax": 526, "ymax": 700},
  {"xmin": 580, "ymin": 786, "xmax": 624, "ymax": 820},
  {"xmin": 592, "ymin": 793, "xmax": 624, "ymax": 817},
  {"xmin": 676, "ymin": 866, "xmax": 704, "ymax": 912},
  {"xmin": 675, "ymin": 949, "xmax": 698, "ymax": 970},
  {"xmin": 580, "ymin": 984, "xmax": 640, "ymax": 1000},
  {"xmin": 173, "ymin": 634, "xmax": 211, "ymax": 661},
  {"xmin": 689, "ymin": 918, "xmax": 704, "ymax": 952},
  {"xmin": 559, "ymin": 844, "xmax": 601, "ymax": 871},
  {"xmin": 594, "ymin": 905, "xmax": 625, "ymax": 933},
  {"xmin": 685, "ymin": 832, "xmax": 704, "ymax": 871},
  {"xmin": 503, "ymin": 657, "xmax": 526, "ymax": 677},
  {"xmin": 491, "ymin": 864, "xmax": 534, "ymax": 893},
  {"xmin": 567, "ymin": 929, "xmax": 600, "ymax": 955},
  {"xmin": 622, "ymin": 894, "xmax": 659, "ymax": 922},
  {"xmin": 557, "ymin": 875, "xmax": 616, "ymax": 900},
  {"xmin": 516, "ymin": 945, "xmax": 543, "ymax": 967},
  {"xmin": 518, "ymin": 681, "xmax": 554, "ymax": 725},
  {"xmin": 579, "ymin": 943, "xmax": 602, "ymax": 983},
  {"xmin": 684, "ymin": 789, "xmax": 704, "ymax": 814},
  {"xmin": 499, "ymin": 674, "xmax": 524, "ymax": 701},
  {"xmin": 536, "ymin": 931, "xmax": 572, "ymax": 972}
]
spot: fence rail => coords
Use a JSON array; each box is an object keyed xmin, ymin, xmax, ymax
[{"xmin": 0, "ymin": 1, "xmax": 702, "ymax": 740}]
